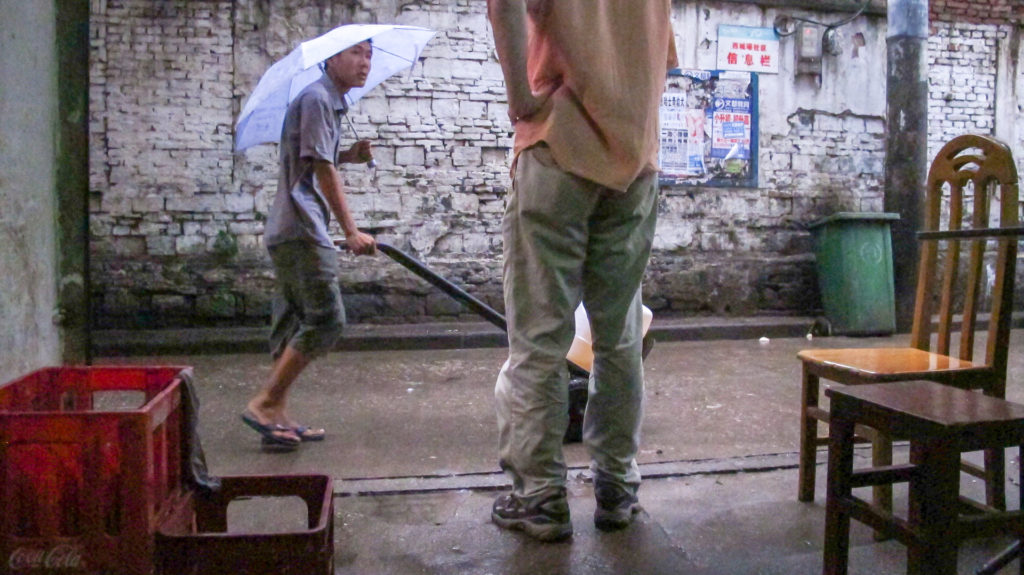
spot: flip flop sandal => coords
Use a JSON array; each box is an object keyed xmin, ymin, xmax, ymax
[
  {"xmin": 292, "ymin": 425, "xmax": 325, "ymax": 442},
  {"xmin": 259, "ymin": 435, "xmax": 301, "ymax": 452},
  {"xmin": 241, "ymin": 410, "xmax": 301, "ymax": 449},
  {"xmin": 262, "ymin": 425, "xmax": 324, "ymax": 444}
]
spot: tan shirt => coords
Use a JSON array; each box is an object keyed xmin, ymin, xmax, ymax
[{"xmin": 513, "ymin": 0, "xmax": 678, "ymax": 192}]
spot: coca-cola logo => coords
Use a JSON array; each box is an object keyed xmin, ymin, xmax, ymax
[{"xmin": 8, "ymin": 544, "xmax": 84, "ymax": 570}]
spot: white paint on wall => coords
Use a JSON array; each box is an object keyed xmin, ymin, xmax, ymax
[{"xmin": 0, "ymin": 0, "xmax": 60, "ymax": 380}]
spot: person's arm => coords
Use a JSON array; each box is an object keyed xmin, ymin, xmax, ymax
[
  {"xmin": 313, "ymin": 160, "xmax": 376, "ymax": 255},
  {"xmin": 667, "ymin": 30, "xmax": 680, "ymax": 71},
  {"xmin": 487, "ymin": 0, "xmax": 542, "ymax": 123}
]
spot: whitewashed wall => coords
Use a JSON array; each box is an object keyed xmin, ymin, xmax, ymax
[{"xmin": 86, "ymin": 0, "xmax": 1023, "ymax": 327}]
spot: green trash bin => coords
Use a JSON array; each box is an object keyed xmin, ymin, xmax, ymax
[{"xmin": 807, "ymin": 212, "xmax": 899, "ymax": 336}]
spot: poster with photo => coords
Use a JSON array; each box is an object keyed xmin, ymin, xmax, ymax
[
  {"xmin": 659, "ymin": 92, "xmax": 706, "ymax": 178},
  {"xmin": 659, "ymin": 69, "xmax": 758, "ymax": 188}
]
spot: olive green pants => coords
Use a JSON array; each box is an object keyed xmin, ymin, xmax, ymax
[
  {"xmin": 495, "ymin": 145, "xmax": 658, "ymax": 499},
  {"xmin": 268, "ymin": 241, "xmax": 346, "ymax": 360}
]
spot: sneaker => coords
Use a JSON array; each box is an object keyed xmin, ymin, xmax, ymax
[
  {"xmin": 491, "ymin": 490, "xmax": 573, "ymax": 542},
  {"xmin": 594, "ymin": 480, "xmax": 641, "ymax": 531}
]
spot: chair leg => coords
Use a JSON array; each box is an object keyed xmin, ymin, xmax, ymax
[
  {"xmin": 823, "ymin": 413, "xmax": 855, "ymax": 575},
  {"xmin": 983, "ymin": 446, "xmax": 1007, "ymax": 510},
  {"xmin": 1011, "ymin": 446, "xmax": 1019, "ymax": 575},
  {"xmin": 799, "ymin": 367, "xmax": 820, "ymax": 502},
  {"xmin": 871, "ymin": 432, "xmax": 893, "ymax": 541},
  {"xmin": 984, "ymin": 385, "xmax": 1009, "ymax": 510},
  {"xmin": 907, "ymin": 440, "xmax": 959, "ymax": 575}
]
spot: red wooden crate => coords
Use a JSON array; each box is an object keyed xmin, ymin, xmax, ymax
[
  {"xmin": 155, "ymin": 474, "xmax": 334, "ymax": 575},
  {"xmin": 0, "ymin": 365, "xmax": 191, "ymax": 575}
]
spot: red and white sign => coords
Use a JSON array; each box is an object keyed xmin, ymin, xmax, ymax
[{"xmin": 717, "ymin": 25, "xmax": 780, "ymax": 74}]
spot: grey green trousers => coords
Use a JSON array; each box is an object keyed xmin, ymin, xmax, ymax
[
  {"xmin": 495, "ymin": 145, "xmax": 659, "ymax": 499},
  {"xmin": 268, "ymin": 240, "xmax": 346, "ymax": 361}
]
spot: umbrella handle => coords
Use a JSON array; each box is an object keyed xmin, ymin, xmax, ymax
[{"xmin": 344, "ymin": 114, "xmax": 377, "ymax": 168}]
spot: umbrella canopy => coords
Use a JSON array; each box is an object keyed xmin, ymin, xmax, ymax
[{"xmin": 235, "ymin": 24, "xmax": 436, "ymax": 152}]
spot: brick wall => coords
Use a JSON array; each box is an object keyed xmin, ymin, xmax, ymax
[
  {"xmin": 930, "ymin": 0, "xmax": 1023, "ymax": 26},
  {"xmin": 90, "ymin": 0, "xmax": 512, "ymax": 328},
  {"xmin": 926, "ymin": 22, "xmax": 1003, "ymax": 161},
  {"xmin": 87, "ymin": 1, "xmax": 1022, "ymax": 328},
  {"xmin": 90, "ymin": 0, "xmax": 254, "ymax": 326}
]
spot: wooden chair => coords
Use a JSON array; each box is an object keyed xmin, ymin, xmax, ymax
[
  {"xmin": 797, "ymin": 134, "xmax": 1020, "ymax": 513},
  {"xmin": 823, "ymin": 381, "xmax": 1024, "ymax": 575}
]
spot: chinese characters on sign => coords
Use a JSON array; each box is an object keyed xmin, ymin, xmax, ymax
[{"xmin": 716, "ymin": 25, "xmax": 779, "ymax": 74}]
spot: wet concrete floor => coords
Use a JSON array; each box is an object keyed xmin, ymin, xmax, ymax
[{"xmin": 97, "ymin": 328, "xmax": 1024, "ymax": 574}]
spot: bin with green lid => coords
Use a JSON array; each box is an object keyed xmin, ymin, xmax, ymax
[{"xmin": 807, "ymin": 212, "xmax": 899, "ymax": 336}]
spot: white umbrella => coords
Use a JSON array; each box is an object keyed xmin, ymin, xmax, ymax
[{"xmin": 235, "ymin": 24, "xmax": 436, "ymax": 152}]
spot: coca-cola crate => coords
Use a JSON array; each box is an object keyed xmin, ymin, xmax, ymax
[
  {"xmin": 155, "ymin": 474, "xmax": 334, "ymax": 575},
  {"xmin": 0, "ymin": 365, "xmax": 192, "ymax": 575}
]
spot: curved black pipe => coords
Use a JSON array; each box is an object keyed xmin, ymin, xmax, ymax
[
  {"xmin": 370, "ymin": 241, "xmax": 590, "ymax": 378},
  {"xmin": 376, "ymin": 242, "xmax": 508, "ymax": 331}
]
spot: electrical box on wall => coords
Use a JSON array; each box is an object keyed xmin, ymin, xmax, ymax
[{"xmin": 796, "ymin": 23, "xmax": 823, "ymax": 77}]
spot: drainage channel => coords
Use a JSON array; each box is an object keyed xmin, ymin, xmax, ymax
[{"xmin": 331, "ymin": 445, "xmax": 912, "ymax": 497}]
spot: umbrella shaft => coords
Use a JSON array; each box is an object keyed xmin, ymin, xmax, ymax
[{"xmin": 344, "ymin": 114, "xmax": 377, "ymax": 168}]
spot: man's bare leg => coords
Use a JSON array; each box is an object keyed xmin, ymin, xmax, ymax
[{"xmin": 246, "ymin": 345, "xmax": 310, "ymax": 441}]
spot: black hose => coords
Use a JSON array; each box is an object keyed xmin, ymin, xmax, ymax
[
  {"xmin": 373, "ymin": 241, "xmax": 590, "ymax": 378},
  {"xmin": 376, "ymin": 242, "xmax": 508, "ymax": 331}
]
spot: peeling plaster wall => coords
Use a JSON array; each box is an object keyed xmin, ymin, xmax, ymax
[
  {"xmin": 0, "ymin": 1, "xmax": 60, "ymax": 380},
  {"xmin": 659, "ymin": 3, "xmax": 888, "ymax": 315},
  {"xmin": 1017, "ymin": 33, "xmax": 1024, "ymax": 163},
  {"xmin": 86, "ymin": 0, "xmax": 1021, "ymax": 328}
]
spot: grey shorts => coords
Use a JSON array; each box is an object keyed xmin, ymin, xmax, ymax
[{"xmin": 268, "ymin": 241, "xmax": 346, "ymax": 360}]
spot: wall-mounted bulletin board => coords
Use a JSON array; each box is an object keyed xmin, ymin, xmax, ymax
[{"xmin": 659, "ymin": 69, "xmax": 759, "ymax": 188}]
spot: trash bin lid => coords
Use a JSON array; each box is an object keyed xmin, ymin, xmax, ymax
[{"xmin": 807, "ymin": 211, "xmax": 900, "ymax": 230}]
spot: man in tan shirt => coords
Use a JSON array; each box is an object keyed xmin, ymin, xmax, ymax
[{"xmin": 488, "ymin": 0, "xmax": 678, "ymax": 542}]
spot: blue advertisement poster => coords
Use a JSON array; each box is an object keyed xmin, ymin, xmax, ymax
[{"xmin": 711, "ymin": 97, "xmax": 752, "ymax": 159}]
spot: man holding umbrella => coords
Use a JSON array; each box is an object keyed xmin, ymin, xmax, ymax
[{"xmin": 241, "ymin": 40, "xmax": 377, "ymax": 449}]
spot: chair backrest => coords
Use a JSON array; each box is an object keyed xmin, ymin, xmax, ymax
[{"xmin": 910, "ymin": 134, "xmax": 1019, "ymax": 382}]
